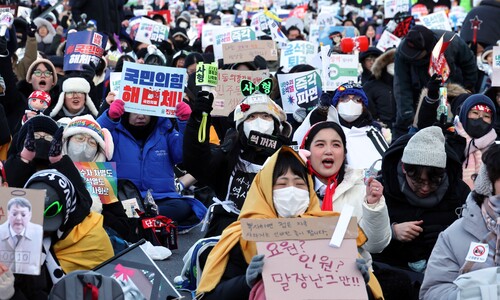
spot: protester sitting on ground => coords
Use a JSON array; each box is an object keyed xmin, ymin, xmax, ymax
[
  {"xmin": 300, "ymin": 121, "xmax": 391, "ymax": 257},
  {"xmin": 196, "ymin": 146, "xmax": 382, "ymax": 300},
  {"xmin": 183, "ymin": 90, "xmax": 292, "ymax": 237},
  {"xmin": 372, "ymin": 126, "xmax": 470, "ymax": 298},
  {"xmin": 97, "ymin": 98, "xmax": 207, "ymax": 230},
  {"xmin": 420, "ymin": 144, "xmax": 500, "ymax": 300}
]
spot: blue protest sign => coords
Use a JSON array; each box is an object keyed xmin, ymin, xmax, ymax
[{"xmin": 63, "ymin": 31, "xmax": 108, "ymax": 71}]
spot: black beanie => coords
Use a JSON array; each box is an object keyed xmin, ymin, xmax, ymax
[{"xmin": 16, "ymin": 115, "xmax": 59, "ymax": 151}]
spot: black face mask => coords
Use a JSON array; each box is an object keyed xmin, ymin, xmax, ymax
[
  {"xmin": 173, "ymin": 39, "xmax": 188, "ymax": 50},
  {"xmin": 467, "ymin": 118, "xmax": 491, "ymax": 138},
  {"xmin": 34, "ymin": 139, "xmax": 51, "ymax": 160}
]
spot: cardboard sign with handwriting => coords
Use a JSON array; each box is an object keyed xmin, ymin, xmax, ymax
[
  {"xmin": 223, "ymin": 40, "xmax": 278, "ymax": 64},
  {"xmin": 241, "ymin": 217, "xmax": 367, "ymax": 300}
]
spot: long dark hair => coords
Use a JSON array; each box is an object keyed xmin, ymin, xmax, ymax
[{"xmin": 301, "ymin": 121, "xmax": 347, "ymax": 184}]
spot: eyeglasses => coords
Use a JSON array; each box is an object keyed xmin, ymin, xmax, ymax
[
  {"xmin": 33, "ymin": 70, "xmax": 53, "ymax": 77},
  {"xmin": 406, "ymin": 174, "xmax": 444, "ymax": 189},
  {"xmin": 339, "ymin": 95, "xmax": 363, "ymax": 103},
  {"xmin": 66, "ymin": 92, "xmax": 85, "ymax": 97},
  {"xmin": 44, "ymin": 200, "xmax": 63, "ymax": 218},
  {"xmin": 71, "ymin": 134, "xmax": 98, "ymax": 148},
  {"xmin": 34, "ymin": 133, "xmax": 54, "ymax": 142}
]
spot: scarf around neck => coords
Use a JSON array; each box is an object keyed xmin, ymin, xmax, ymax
[{"xmin": 307, "ymin": 161, "xmax": 338, "ymax": 211}]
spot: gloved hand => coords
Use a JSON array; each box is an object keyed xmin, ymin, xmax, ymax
[
  {"xmin": 254, "ymin": 55, "xmax": 268, "ymax": 70},
  {"xmin": 80, "ymin": 61, "xmax": 96, "ymax": 84},
  {"xmin": 356, "ymin": 258, "xmax": 370, "ymax": 284},
  {"xmin": 309, "ymin": 107, "xmax": 328, "ymax": 125},
  {"xmin": 293, "ymin": 107, "xmax": 307, "ymax": 123},
  {"xmin": 426, "ymin": 74, "xmax": 442, "ymax": 101},
  {"xmin": 0, "ymin": 264, "xmax": 15, "ymax": 300},
  {"xmin": 27, "ymin": 22, "xmax": 37, "ymax": 38},
  {"xmin": 0, "ymin": 37, "xmax": 7, "ymax": 55},
  {"xmin": 108, "ymin": 99, "xmax": 125, "ymax": 120},
  {"xmin": 20, "ymin": 123, "xmax": 36, "ymax": 162},
  {"xmin": 192, "ymin": 91, "xmax": 214, "ymax": 119},
  {"xmin": 49, "ymin": 127, "xmax": 64, "ymax": 164},
  {"xmin": 246, "ymin": 254, "xmax": 264, "ymax": 288},
  {"xmin": 176, "ymin": 101, "xmax": 192, "ymax": 121}
]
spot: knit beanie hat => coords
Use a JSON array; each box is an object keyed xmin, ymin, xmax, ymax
[
  {"xmin": 401, "ymin": 126, "xmax": 446, "ymax": 168},
  {"xmin": 233, "ymin": 93, "xmax": 292, "ymax": 137},
  {"xmin": 458, "ymin": 94, "xmax": 496, "ymax": 134},
  {"xmin": 331, "ymin": 82, "xmax": 369, "ymax": 107},
  {"xmin": 61, "ymin": 115, "xmax": 114, "ymax": 161},
  {"xmin": 26, "ymin": 58, "xmax": 58, "ymax": 83},
  {"xmin": 50, "ymin": 77, "xmax": 98, "ymax": 118},
  {"xmin": 28, "ymin": 90, "xmax": 52, "ymax": 109},
  {"xmin": 16, "ymin": 115, "xmax": 59, "ymax": 151}
]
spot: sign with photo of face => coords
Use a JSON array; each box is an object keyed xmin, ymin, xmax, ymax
[{"xmin": 0, "ymin": 187, "xmax": 45, "ymax": 275}]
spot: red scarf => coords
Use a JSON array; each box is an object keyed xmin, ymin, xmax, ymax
[{"xmin": 307, "ymin": 161, "xmax": 338, "ymax": 211}]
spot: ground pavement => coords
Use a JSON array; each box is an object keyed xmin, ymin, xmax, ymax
[{"xmin": 157, "ymin": 224, "xmax": 206, "ymax": 300}]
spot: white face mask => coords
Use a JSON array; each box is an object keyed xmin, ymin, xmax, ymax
[
  {"xmin": 386, "ymin": 62, "xmax": 394, "ymax": 76},
  {"xmin": 179, "ymin": 21, "xmax": 189, "ymax": 29},
  {"xmin": 337, "ymin": 101, "xmax": 363, "ymax": 123},
  {"xmin": 67, "ymin": 140, "xmax": 98, "ymax": 162},
  {"xmin": 243, "ymin": 118, "xmax": 275, "ymax": 138},
  {"xmin": 273, "ymin": 186, "xmax": 310, "ymax": 218}
]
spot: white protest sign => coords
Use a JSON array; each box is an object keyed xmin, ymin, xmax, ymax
[
  {"xmin": 492, "ymin": 46, "xmax": 500, "ymax": 87},
  {"xmin": 251, "ymin": 12, "xmax": 271, "ymax": 37},
  {"xmin": 376, "ymin": 30, "xmax": 401, "ymax": 52},
  {"xmin": 110, "ymin": 72, "xmax": 122, "ymax": 94},
  {"xmin": 420, "ymin": 11, "xmax": 452, "ymax": 32},
  {"xmin": 309, "ymin": 23, "xmax": 320, "ymax": 47},
  {"xmin": 221, "ymin": 14, "xmax": 235, "ymax": 27},
  {"xmin": 384, "ymin": 0, "xmax": 411, "ymax": 19},
  {"xmin": 321, "ymin": 48, "xmax": 359, "ymax": 91},
  {"xmin": 241, "ymin": 217, "xmax": 367, "ymax": 300},
  {"xmin": 277, "ymin": 70, "xmax": 322, "ymax": 113},
  {"xmin": 205, "ymin": 0, "xmax": 219, "ymax": 13},
  {"xmin": 201, "ymin": 25, "xmax": 231, "ymax": 50},
  {"xmin": 280, "ymin": 41, "xmax": 317, "ymax": 72},
  {"xmin": 213, "ymin": 27, "xmax": 257, "ymax": 60},
  {"xmin": 135, "ymin": 18, "xmax": 170, "ymax": 44},
  {"xmin": 119, "ymin": 61, "xmax": 186, "ymax": 118}
]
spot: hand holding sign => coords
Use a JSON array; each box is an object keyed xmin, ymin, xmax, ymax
[{"xmin": 195, "ymin": 62, "xmax": 218, "ymax": 142}]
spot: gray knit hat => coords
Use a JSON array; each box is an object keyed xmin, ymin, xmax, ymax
[
  {"xmin": 401, "ymin": 126, "xmax": 446, "ymax": 168},
  {"xmin": 474, "ymin": 164, "xmax": 493, "ymax": 196}
]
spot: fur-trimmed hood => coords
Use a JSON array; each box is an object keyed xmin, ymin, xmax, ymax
[
  {"xmin": 33, "ymin": 17, "xmax": 56, "ymax": 44},
  {"xmin": 371, "ymin": 48, "xmax": 396, "ymax": 80}
]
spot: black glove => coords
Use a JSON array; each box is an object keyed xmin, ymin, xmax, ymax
[
  {"xmin": 27, "ymin": 22, "xmax": 37, "ymax": 38},
  {"xmin": 253, "ymin": 55, "xmax": 268, "ymax": 70},
  {"xmin": 48, "ymin": 127, "xmax": 64, "ymax": 164},
  {"xmin": 79, "ymin": 61, "xmax": 96, "ymax": 83},
  {"xmin": 0, "ymin": 37, "xmax": 7, "ymax": 55},
  {"xmin": 192, "ymin": 91, "xmax": 214, "ymax": 118},
  {"xmin": 20, "ymin": 123, "xmax": 36, "ymax": 162},
  {"xmin": 319, "ymin": 92, "xmax": 332, "ymax": 107},
  {"xmin": 426, "ymin": 74, "xmax": 442, "ymax": 101},
  {"xmin": 309, "ymin": 107, "xmax": 328, "ymax": 125}
]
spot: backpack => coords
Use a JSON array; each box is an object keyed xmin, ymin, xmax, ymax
[
  {"xmin": 49, "ymin": 270, "xmax": 125, "ymax": 300},
  {"xmin": 117, "ymin": 179, "xmax": 145, "ymax": 212},
  {"xmin": 175, "ymin": 236, "xmax": 221, "ymax": 292}
]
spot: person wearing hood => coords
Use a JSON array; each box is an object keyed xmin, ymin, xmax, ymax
[
  {"xmin": 294, "ymin": 82, "xmax": 389, "ymax": 170},
  {"xmin": 363, "ymin": 48, "xmax": 396, "ymax": 131},
  {"xmin": 176, "ymin": 11, "xmax": 191, "ymax": 30},
  {"xmin": 360, "ymin": 47, "xmax": 383, "ymax": 85},
  {"xmin": 169, "ymin": 27, "xmax": 191, "ymax": 52},
  {"xmin": 453, "ymin": 94, "xmax": 497, "ymax": 189},
  {"xmin": 97, "ymin": 98, "xmax": 207, "ymax": 231},
  {"xmin": 171, "ymin": 50, "xmax": 189, "ymax": 68},
  {"xmin": 393, "ymin": 25, "xmax": 477, "ymax": 140},
  {"xmin": 46, "ymin": 77, "xmax": 99, "ymax": 121},
  {"xmin": 196, "ymin": 147, "xmax": 381, "ymax": 300},
  {"xmin": 183, "ymin": 90, "xmax": 293, "ymax": 237},
  {"xmin": 420, "ymin": 144, "xmax": 500, "ymax": 300},
  {"xmin": 33, "ymin": 17, "xmax": 56, "ymax": 54},
  {"xmin": 372, "ymin": 126, "xmax": 469, "ymax": 295}
]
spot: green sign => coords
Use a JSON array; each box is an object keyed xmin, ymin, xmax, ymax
[{"xmin": 195, "ymin": 62, "xmax": 218, "ymax": 87}]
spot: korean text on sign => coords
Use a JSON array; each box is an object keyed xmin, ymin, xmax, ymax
[
  {"xmin": 119, "ymin": 61, "xmax": 186, "ymax": 118},
  {"xmin": 280, "ymin": 41, "xmax": 316, "ymax": 71}
]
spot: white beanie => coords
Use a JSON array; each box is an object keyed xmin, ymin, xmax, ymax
[
  {"xmin": 62, "ymin": 115, "xmax": 114, "ymax": 161},
  {"xmin": 233, "ymin": 94, "xmax": 292, "ymax": 137},
  {"xmin": 402, "ymin": 126, "xmax": 447, "ymax": 168},
  {"xmin": 50, "ymin": 77, "xmax": 98, "ymax": 118}
]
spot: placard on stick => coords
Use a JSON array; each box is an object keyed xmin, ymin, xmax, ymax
[
  {"xmin": 195, "ymin": 62, "xmax": 219, "ymax": 87},
  {"xmin": 223, "ymin": 40, "xmax": 278, "ymax": 64},
  {"xmin": 241, "ymin": 217, "xmax": 367, "ymax": 300}
]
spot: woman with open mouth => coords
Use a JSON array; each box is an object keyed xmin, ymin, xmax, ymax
[
  {"xmin": 300, "ymin": 121, "xmax": 391, "ymax": 264},
  {"xmin": 47, "ymin": 77, "xmax": 98, "ymax": 121}
]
